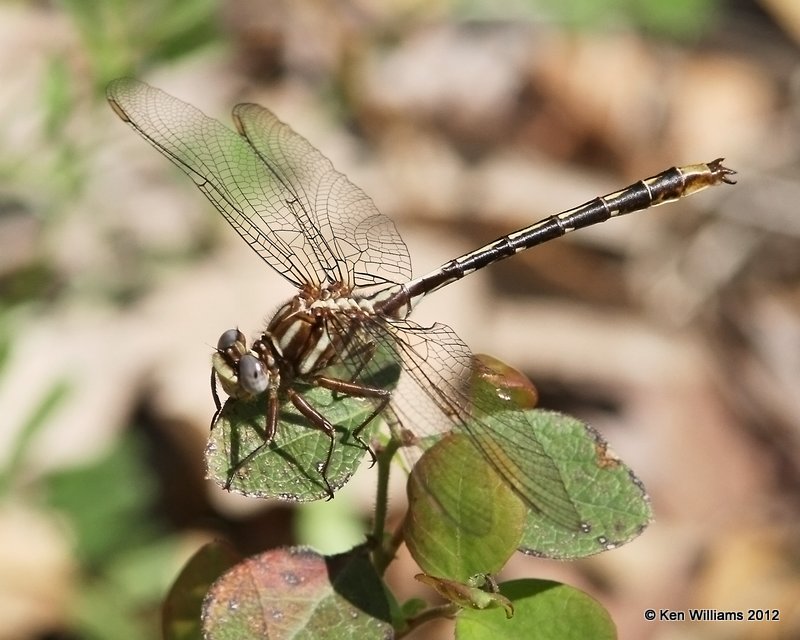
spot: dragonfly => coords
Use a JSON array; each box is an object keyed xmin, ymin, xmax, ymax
[{"xmin": 107, "ymin": 78, "xmax": 735, "ymax": 531}]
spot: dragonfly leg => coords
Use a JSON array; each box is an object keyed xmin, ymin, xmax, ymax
[
  {"xmin": 210, "ymin": 370, "xmax": 223, "ymax": 429},
  {"xmin": 334, "ymin": 339, "xmax": 377, "ymax": 392},
  {"xmin": 314, "ymin": 375, "xmax": 392, "ymax": 467},
  {"xmin": 288, "ymin": 388, "xmax": 338, "ymax": 499},
  {"xmin": 223, "ymin": 387, "xmax": 279, "ymax": 490}
]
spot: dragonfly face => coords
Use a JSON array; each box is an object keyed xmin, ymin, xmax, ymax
[{"xmin": 213, "ymin": 328, "xmax": 272, "ymax": 398}]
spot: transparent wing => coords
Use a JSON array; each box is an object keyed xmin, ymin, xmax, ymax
[
  {"xmin": 233, "ymin": 103, "xmax": 412, "ymax": 292},
  {"xmin": 375, "ymin": 318, "xmax": 584, "ymax": 531},
  {"xmin": 106, "ymin": 78, "xmax": 411, "ymax": 290}
]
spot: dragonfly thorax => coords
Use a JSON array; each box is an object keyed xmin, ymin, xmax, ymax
[
  {"xmin": 212, "ymin": 292, "xmax": 371, "ymax": 400},
  {"xmin": 267, "ymin": 294, "xmax": 367, "ymax": 376}
]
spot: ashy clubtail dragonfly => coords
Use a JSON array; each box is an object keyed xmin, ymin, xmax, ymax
[{"xmin": 107, "ymin": 78, "xmax": 734, "ymax": 531}]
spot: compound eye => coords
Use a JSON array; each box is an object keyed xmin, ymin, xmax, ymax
[
  {"xmin": 217, "ymin": 328, "xmax": 246, "ymax": 352},
  {"xmin": 238, "ymin": 354, "xmax": 268, "ymax": 394}
]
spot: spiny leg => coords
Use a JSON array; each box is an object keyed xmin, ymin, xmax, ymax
[
  {"xmin": 288, "ymin": 388, "xmax": 339, "ymax": 499},
  {"xmin": 223, "ymin": 386, "xmax": 279, "ymax": 490},
  {"xmin": 210, "ymin": 370, "xmax": 223, "ymax": 427},
  {"xmin": 333, "ymin": 338, "xmax": 377, "ymax": 391},
  {"xmin": 314, "ymin": 375, "xmax": 392, "ymax": 466}
]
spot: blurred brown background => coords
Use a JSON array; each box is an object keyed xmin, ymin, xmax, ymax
[{"xmin": 1, "ymin": 0, "xmax": 799, "ymax": 638}]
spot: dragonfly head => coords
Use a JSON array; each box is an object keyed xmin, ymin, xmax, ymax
[{"xmin": 213, "ymin": 328, "xmax": 270, "ymax": 397}]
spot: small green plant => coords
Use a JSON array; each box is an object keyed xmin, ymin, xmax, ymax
[{"xmin": 164, "ymin": 354, "xmax": 648, "ymax": 639}]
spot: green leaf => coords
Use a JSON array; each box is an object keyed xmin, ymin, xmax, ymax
[
  {"xmin": 406, "ymin": 354, "xmax": 649, "ymax": 562},
  {"xmin": 207, "ymin": 349, "xmax": 400, "ymax": 502},
  {"xmin": 466, "ymin": 353, "xmax": 649, "ymax": 557},
  {"xmin": 465, "ymin": 366, "xmax": 591, "ymax": 533},
  {"xmin": 202, "ymin": 546, "xmax": 392, "ymax": 640},
  {"xmin": 163, "ymin": 541, "xmax": 242, "ymax": 640},
  {"xmin": 515, "ymin": 411, "xmax": 651, "ymax": 559},
  {"xmin": 404, "ymin": 433, "xmax": 526, "ymax": 581},
  {"xmin": 456, "ymin": 579, "xmax": 616, "ymax": 640},
  {"xmin": 448, "ymin": 400, "xmax": 650, "ymax": 557},
  {"xmin": 206, "ymin": 386, "xmax": 379, "ymax": 500}
]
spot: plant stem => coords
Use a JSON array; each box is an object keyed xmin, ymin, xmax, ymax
[
  {"xmin": 371, "ymin": 435, "xmax": 401, "ymax": 573},
  {"xmin": 377, "ymin": 514, "xmax": 406, "ymax": 574}
]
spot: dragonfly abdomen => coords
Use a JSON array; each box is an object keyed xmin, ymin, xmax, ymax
[{"xmin": 387, "ymin": 159, "xmax": 735, "ymax": 312}]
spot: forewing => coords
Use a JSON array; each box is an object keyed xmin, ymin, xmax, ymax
[
  {"xmin": 107, "ymin": 78, "xmax": 375, "ymax": 288},
  {"xmin": 233, "ymin": 103, "xmax": 412, "ymax": 292}
]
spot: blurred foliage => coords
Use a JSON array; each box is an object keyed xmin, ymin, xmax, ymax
[
  {"xmin": 454, "ymin": 0, "xmax": 721, "ymax": 38},
  {"xmin": 0, "ymin": 311, "xmax": 178, "ymax": 638},
  {"xmin": 0, "ymin": 313, "xmax": 11, "ymax": 385},
  {"xmin": 43, "ymin": 433, "xmax": 162, "ymax": 568},
  {"xmin": 41, "ymin": 59, "xmax": 86, "ymax": 201},
  {"xmin": 0, "ymin": 378, "xmax": 71, "ymax": 497},
  {"xmin": 0, "ymin": 59, "xmax": 83, "ymax": 246},
  {"xmin": 60, "ymin": 0, "xmax": 222, "ymax": 90},
  {"xmin": 42, "ymin": 433, "xmax": 179, "ymax": 639},
  {"xmin": 567, "ymin": 0, "xmax": 720, "ymax": 38},
  {"xmin": 0, "ymin": 315, "xmax": 71, "ymax": 497},
  {"xmin": 0, "ymin": 6, "xmax": 224, "ymax": 308},
  {"xmin": 6, "ymin": 0, "xmax": 223, "ymax": 211}
]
